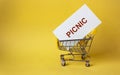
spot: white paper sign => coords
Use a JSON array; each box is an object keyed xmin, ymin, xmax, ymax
[{"xmin": 53, "ymin": 4, "xmax": 101, "ymax": 40}]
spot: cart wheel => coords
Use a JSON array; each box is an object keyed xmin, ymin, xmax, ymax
[
  {"xmin": 85, "ymin": 60, "xmax": 90, "ymax": 67},
  {"xmin": 85, "ymin": 63, "xmax": 90, "ymax": 67},
  {"xmin": 81, "ymin": 55, "xmax": 86, "ymax": 60},
  {"xmin": 61, "ymin": 58, "xmax": 66, "ymax": 66}
]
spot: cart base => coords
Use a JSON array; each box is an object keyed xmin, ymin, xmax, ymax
[{"xmin": 60, "ymin": 53, "xmax": 90, "ymax": 67}]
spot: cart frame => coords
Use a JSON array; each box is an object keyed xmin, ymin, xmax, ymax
[{"xmin": 57, "ymin": 35, "xmax": 94, "ymax": 67}]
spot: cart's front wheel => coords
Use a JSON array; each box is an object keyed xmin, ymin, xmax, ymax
[
  {"xmin": 61, "ymin": 58, "xmax": 66, "ymax": 66},
  {"xmin": 85, "ymin": 63, "xmax": 90, "ymax": 67},
  {"xmin": 85, "ymin": 60, "xmax": 90, "ymax": 67}
]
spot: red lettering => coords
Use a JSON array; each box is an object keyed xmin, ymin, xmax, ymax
[
  {"xmin": 66, "ymin": 18, "xmax": 87, "ymax": 38},
  {"xmin": 76, "ymin": 23, "xmax": 81, "ymax": 28},
  {"xmin": 72, "ymin": 27, "xmax": 77, "ymax": 32},
  {"xmin": 70, "ymin": 30, "xmax": 74, "ymax": 34},
  {"xmin": 81, "ymin": 18, "xmax": 87, "ymax": 23},
  {"xmin": 80, "ymin": 21, "xmax": 84, "ymax": 25},
  {"xmin": 66, "ymin": 32, "xmax": 71, "ymax": 37},
  {"xmin": 76, "ymin": 22, "xmax": 82, "ymax": 29}
]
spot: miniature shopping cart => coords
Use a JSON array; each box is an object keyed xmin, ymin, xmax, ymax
[{"xmin": 57, "ymin": 34, "xmax": 94, "ymax": 67}]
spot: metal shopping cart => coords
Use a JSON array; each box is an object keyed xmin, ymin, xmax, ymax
[{"xmin": 57, "ymin": 31, "xmax": 95, "ymax": 67}]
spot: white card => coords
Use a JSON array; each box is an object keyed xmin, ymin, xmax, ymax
[{"xmin": 53, "ymin": 4, "xmax": 101, "ymax": 40}]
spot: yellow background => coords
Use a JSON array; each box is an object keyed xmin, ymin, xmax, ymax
[{"xmin": 0, "ymin": 0, "xmax": 120, "ymax": 75}]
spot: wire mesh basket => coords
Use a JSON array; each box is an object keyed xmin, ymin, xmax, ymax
[{"xmin": 57, "ymin": 34, "xmax": 94, "ymax": 67}]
